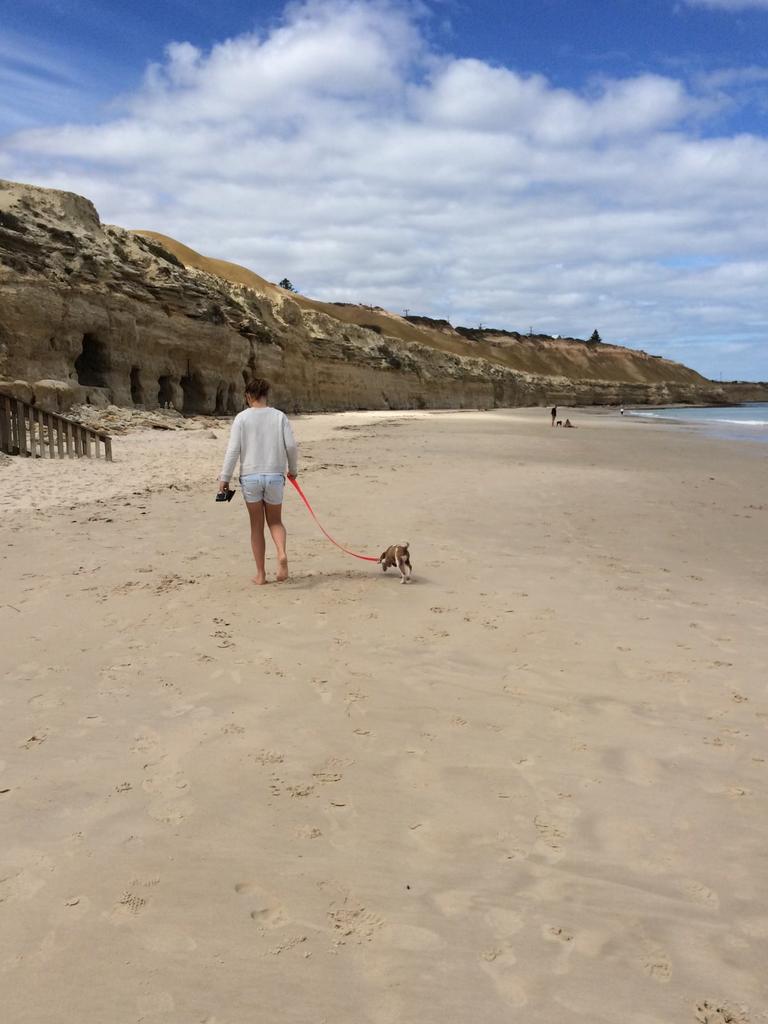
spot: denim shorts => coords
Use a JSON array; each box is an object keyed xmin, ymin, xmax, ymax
[{"xmin": 239, "ymin": 473, "xmax": 285, "ymax": 505}]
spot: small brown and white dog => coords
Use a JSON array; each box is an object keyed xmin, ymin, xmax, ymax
[{"xmin": 379, "ymin": 542, "xmax": 413, "ymax": 584}]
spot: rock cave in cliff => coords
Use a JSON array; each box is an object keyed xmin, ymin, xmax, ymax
[
  {"xmin": 74, "ymin": 333, "xmax": 109, "ymax": 388},
  {"xmin": 180, "ymin": 370, "xmax": 207, "ymax": 414},
  {"xmin": 130, "ymin": 366, "xmax": 144, "ymax": 406},
  {"xmin": 157, "ymin": 375, "xmax": 174, "ymax": 408},
  {"xmin": 213, "ymin": 381, "xmax": 241, "ymax": 416}
]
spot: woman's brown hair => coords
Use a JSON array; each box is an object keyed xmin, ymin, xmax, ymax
[{"xmin": 245, "ymin": 378, "xmax": 270, "ymax": 401}]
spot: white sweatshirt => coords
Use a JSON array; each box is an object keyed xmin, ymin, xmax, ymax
[{"xmin": 219, "ymin": 407, "xmax": 299, "ymax": 482}]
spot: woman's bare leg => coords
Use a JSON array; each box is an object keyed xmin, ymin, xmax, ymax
[
  {"xmin": 245, "ymin": 500, "xmax": 268, "ymax": 584},
  {"xmin": 264, "ymin": 502, "xmax": 288, "ymax": 581}
]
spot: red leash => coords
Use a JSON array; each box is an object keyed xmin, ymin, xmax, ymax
[{"xmin": 288, "ymin": 477, "xmax": 379, "ymax": 563}]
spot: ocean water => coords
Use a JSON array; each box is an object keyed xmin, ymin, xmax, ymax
[{"xmin": 629, "ymin": 403, "xmax": 768, "ymax": 443}]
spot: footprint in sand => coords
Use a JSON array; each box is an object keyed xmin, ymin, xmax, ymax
[
  {"xmin": 542, "ymin": 924, "xmax": 577, "ymax": 976},
  {"xmin": 695, "ymin": 1001, "xmax": 751, "ymax": 1024},
  {"xmin": 640, "ymin": 945, "xmax": 672, "ymax": 983},
  {"xmin": 294, "ymin": 825, "xmax": 322, "ymax": 839},
  {"xmin": 142, "ymin": 770, "xmax": 189, "ymax": 797},
  {"xmin": 115, "ymin": 890, "xmax": 148, "ymax": 917},
  {"xmin": 287, "ymin": 784, "xmax": 315, "ymax": 799},
  {"xmin": 344, "ymin": 690, "xmax": 367, "ymax": 717},
  {"xmin": 325, "ymin": 755, "xmax": 354, "ymax": 769},
  {"xmin": 327, "ymin": 899, "xmax": 384, "ymax": 944},
  {"xmin": 479, "ymin": 948, "xmax": 528, "ymax": 1008},
  {"xmin": 310, "ymin": 678, "xmax": 332, "ymax": 703},
  {"xmin": 251, "ymin": 749, "xmax": 284, "ymax": 766},
  {"xmin": 28, "ymin": 691, "xmax": 67, "ymax": 709},
  {"xmin": 678, "ymin": 879, "xmax": 719, "ymax": 910},
  {"xmin": 533, "ymin": 815, "xmax": 568, "ymax": 856},
  {"xmin": 235, "ymin": 883, "xmax": 288, "ymax": 929},
  {"xmin": 111, "ymin": 878, "xmax": 159, "ymax": 918},
  {"xmin": 251, "ymin": 906, "xmax": 288, "ymax": 927}
]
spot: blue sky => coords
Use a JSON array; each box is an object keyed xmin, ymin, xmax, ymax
[
  {"xmin": 1, "ymin": 0, "xmax": 767, "ymax": 378},
  {"xmin": 4, "ymin": 0, "xmax": 768, "ymax": 131}
]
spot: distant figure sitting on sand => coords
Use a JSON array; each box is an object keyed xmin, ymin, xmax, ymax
[
  {"xmin": 551, "ymin": 406, "xmax": 557, "ymax": 427},
  {"xmin": 218, "ymin": 378, "xmax": 299, "ymax": 585},
  {"xmin": 564, "ymin": 418, "xmax": 576, "ymax": 428}
]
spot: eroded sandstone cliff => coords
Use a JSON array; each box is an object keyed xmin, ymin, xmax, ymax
[{"xmin": 0, "ymin": 179, "xmax": 735, "ymax": 415}]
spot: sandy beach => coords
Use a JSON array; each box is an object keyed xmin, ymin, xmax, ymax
[{"xmin": 1, "ymin": 407, "xmax": 767, "ymax": 1024}]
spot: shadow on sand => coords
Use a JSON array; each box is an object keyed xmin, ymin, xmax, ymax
[{"xmin": 283, "ymin": 569, "xmax": 422, "ymax": 589}]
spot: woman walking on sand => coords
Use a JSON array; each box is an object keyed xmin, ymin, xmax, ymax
[{"xmin": 218, "ymin": 378, "xmax": 298, "ymax": 585}]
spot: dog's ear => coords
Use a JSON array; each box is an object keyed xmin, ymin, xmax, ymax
[{"xmin": 401, "ymin": 541, "xmax": 409, "ymax": 549}]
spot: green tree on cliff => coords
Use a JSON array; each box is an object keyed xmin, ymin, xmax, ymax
[
  {"xmin": 279, "ymin": 278, "xmax": 297, "ymax": 292},
  {"xmin": 588, "ymin": 329, "xmax": 602, "ymax": 343}
]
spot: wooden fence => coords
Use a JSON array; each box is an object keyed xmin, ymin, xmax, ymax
[{"xmin": 0, "ymin": 392, "xmax": 112, "ymax": 461}]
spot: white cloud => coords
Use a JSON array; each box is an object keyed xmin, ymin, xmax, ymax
[
  {"xmin": 418, "ymin": 63, "xmax": 692, "ymax": 142},
  {"xmin": 1, "ymin": 0, "xmax": 767, "ymax": 379}
]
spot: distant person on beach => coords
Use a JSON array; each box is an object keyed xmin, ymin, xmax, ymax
[
  {"xmin": 551, "ymin": 406, "xmax": 557, "ymax": 427},
  {"xmin": 620, "ymin": 406, "xmax": 625, "ymax": 416},
  {"xmin": 218, "ymin": 378, "xmax": 298, "ymax": 585},
  {"xmin": 564, "ymin": 418, "xmax": 576, "ymax": 428}
]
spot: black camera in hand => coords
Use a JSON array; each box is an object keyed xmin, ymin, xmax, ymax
[{"xmin": 215, "ymin": 487, "xmax": 235, "ymax": 502}]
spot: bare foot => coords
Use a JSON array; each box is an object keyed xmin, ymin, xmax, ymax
[
  {"xmin": 276, "ymin": 557, "xmax": 289, "ymax": 583},
  {"xmin": 252, "ymin": 574, "xmax": 269, "ymax": 586}
]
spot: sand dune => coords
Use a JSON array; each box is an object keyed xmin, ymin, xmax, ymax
[{"xmin": 1, "ymin": 409, "xmax": 767, "ymax": 1023}]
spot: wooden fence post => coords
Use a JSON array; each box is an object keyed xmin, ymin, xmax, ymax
[
  {"xmin": 29, "ymin": 406, "xmax": 38, "ymax": 457},
  {"xmin": 37, "ymin": 408, "xmax": 47, "ymax": 458},
  {"xmin": 15, "ymin": 400, "xmax": 28, "ymax": 457},
  {"xmin": 11, "ymin": 398, "xmax": 19, "ymax": 452},
  {"xmin": 0, "ymin": 395, "xmax": 10, "ymax": 454}
]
